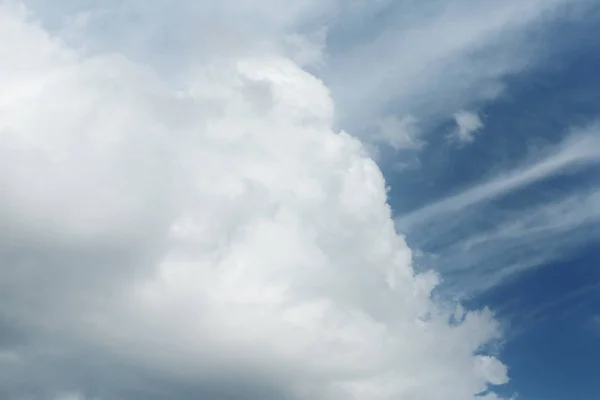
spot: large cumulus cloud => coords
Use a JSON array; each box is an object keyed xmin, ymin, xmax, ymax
[{"xmin": 0, "ymin": 2, "xmax": 507, "ymax": 399}]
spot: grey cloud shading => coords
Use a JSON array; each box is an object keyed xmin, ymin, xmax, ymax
[{"xmin": 0, "ymin": 2, "xmax": 513, "ymax": 399}]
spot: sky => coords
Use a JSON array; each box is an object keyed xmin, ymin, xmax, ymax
[{"xmin": 0, "ymin": 1, "xmax": 599, "ymax": 399}]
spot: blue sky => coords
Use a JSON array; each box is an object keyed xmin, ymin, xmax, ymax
[
  {"xmin": 329, "ymin": 3, "xmax": 600, "ymax": 397},
  {"xmin": 1, "ymin": 1, "xmax": 600, "ymax": 399},
  {"xmin": 378, "ymin": 5, "xmax": 600, "ymax": 398}
]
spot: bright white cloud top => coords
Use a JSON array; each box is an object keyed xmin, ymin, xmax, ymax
[{"xmin": 0, "ymin": 2, "xmax": 509, "ymax": 400}]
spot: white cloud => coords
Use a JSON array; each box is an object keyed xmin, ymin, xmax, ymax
[
  {"xmin": 419, "ymin": 189, "xmax": 600, "ymax": 294},
  {"xmin": 452, "ymin": 111, "xmax": 484, "ymax": 144},
  {"xmin": 0, "ymin": 3, "xmax": 507, "ymax": 400},
  {"xmin": 461, "ymin": 191, "xmax": 600, "ymax": 251},
  {"xmin": 321, "ymin": 0, "xmax": 594, "ymax": 148},
  {"xmin": 282, "ymin": 29, "xmax": 328, "ymax": 68},
  {"xmin": 376, "ymin": 115, "xmax": 423, "ymax": 150},
  {"xmin": 21, "ymin": 0, "xmax": 595, "ymax": 153},
  {"xmin": 396, "ymin": 127, "xmax": 600, "ymax": 228},
  {"xmin": 395, "ymin": 126, "xmax": 600, "ymax": 294}
]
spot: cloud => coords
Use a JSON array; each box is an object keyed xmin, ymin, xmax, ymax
[
  {"xmin": 321, "ymin": 0, "xmax": 594, "ymax": 149},
  {"xmin": 376, "ymin": 115, "xmax": 423, "ymax": 150},
  {"xmin": 282, "ymin": 29, "xmax": 329, "ymax": 68},
  {"xmin": 435, "ymin": 190, "xmax": 600, "ymax": 294},
  {"xmin": 396, "ymin": 127, "xmax": 600, "ymax": 294},
  {"xmin": 0, "ymin": 3, "xmax": 507, "ymax": 400},
  {"xmin": 460, "ymin": 191, "xmax": 600, "ymax": 252},
  {"xmin": 451, "ymin": 111, "xmax": 484, "ymax": 144},
  {"xmin": 396, "ymin": 126, "xmax": 600, "ymax": 229},
  {"xmin": 510, "ymin": 281, "xmax": 600, "ymax": 329},
  {"xmin": 590, "ymin": 316, "xmax": 600, "ymax": 333}
]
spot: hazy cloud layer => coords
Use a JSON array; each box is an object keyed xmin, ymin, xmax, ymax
[{"xmin": 322, "ymin": 0, "xmax": 595, "ymax": 149}]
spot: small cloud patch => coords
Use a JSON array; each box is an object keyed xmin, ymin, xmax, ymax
[{"xmin": 451, "ymin": 110, "xmax": 484, "ymax": 144}]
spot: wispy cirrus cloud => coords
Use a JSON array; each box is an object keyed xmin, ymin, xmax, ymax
[
  {"xmin": 396, "ymin": 124, "xmax": 600, "ymax": 295},
  {"xmin": 590, "ymin": 316, "xmax": 600, "ymax": 333},
  {"xmin": 376, "ymin": 115, "xmax": 423, "ymax": 150},
  {"xmin": 397, "ymin": 125, "xmax": 600, "ymax": 229},
  {"xmin": 429, "ymin": 190, "xmax": 600, "ymax": 294},
  {"xmin": 321, "ymin": 0, "xmax": 596, "ymax": 149}
]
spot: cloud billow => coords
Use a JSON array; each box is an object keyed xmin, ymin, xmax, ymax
[{"xmin": 0, "ymin": 2, "xmax": 507, "ymax": 399}]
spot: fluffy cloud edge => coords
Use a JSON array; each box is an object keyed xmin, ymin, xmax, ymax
[{"xmin": 0, "ymin": 2, "xmax": 509, "ymax": 399}]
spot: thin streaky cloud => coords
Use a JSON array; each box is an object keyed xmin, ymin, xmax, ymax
[
  {"xmin": 410, "ymin": 189, "xmax": 600, "ymax": 295},
  {"xmin": 459, "ymin": 190, "xmax": 600, "ymax": 251},
  {"xmin": 396, "ymin": 125, "xmax": 600, "ymax": 229},
  {"xmin": 521, "ymin": 281, "xmax": 600, "ymax": 322},
  {"xmin": 325, "ymin": 0, "xmax": 596, "ymax": 148},
  {"xmin": 590, "ymin": 316, "xmax": 600, "ymax": 333}
]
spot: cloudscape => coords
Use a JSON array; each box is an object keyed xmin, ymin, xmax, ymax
[{"xmin": 1, "ymin": 1, "xmax": 599, "ymax": 399}]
